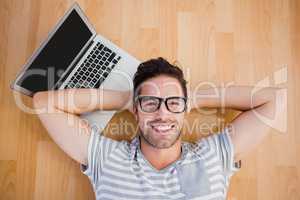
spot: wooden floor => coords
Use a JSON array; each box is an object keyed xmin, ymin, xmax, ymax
[{"xmin": 1, "ymin": 0, "xmax": 300, "ymax": 199}]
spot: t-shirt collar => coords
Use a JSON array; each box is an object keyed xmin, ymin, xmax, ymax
[{"xmin": 129, "ymin": 135, "xmax": 188, "ymax": 164}]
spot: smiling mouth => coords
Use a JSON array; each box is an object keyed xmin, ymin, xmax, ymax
[{"xmin": 150, "ymin": 124, "xmax": 176, "ymax": 135}]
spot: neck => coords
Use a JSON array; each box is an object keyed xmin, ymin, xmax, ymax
[{"xmin": 139, "ymin": 136, "xmax": 182, "ymax": 170}]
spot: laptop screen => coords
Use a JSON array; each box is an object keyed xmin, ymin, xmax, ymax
[{"xmin": 16, "ymin": 9, "xmax": 93, "ymax": 93}]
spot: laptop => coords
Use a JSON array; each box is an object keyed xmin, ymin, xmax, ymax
[{"xmin": 10, "ymin": 2, "xmax": 140, "ymax": 131}]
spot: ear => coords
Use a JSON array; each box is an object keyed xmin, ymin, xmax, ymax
[
  {"xmin": 128, "ymin": 103, "xmax": 134, "ymax": 114},
  {"xmin": 131, "ymin": 104, "xmax": 138, "ymax": 121}
]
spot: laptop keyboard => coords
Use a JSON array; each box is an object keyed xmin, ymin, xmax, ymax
[{"xmin": 65, "ymin": 42, "xmax": 121, "ymax": 89}]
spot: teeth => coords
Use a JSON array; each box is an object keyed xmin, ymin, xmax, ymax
[
  {"xmin": 157, "ymin": 126, "xmax": 170, "ymax": 131},
  {"xmin": 152, "ymin": 125, "xmax": 173, "ymax": 131}
]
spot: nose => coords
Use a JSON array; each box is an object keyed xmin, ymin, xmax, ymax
[{"xmin": 156, "ymin": 101, "xmax": 171, "ymax": 117}]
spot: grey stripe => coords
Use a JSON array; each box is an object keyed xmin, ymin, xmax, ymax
[
  {"xmin": 97, "ymin": 188, "xmax": 179, "ymax": 200},
  {"xmin": 100, "ymin": 179, "xmax": 181, "ymax": 193},
  {"xmin": 94, "ymin": 134, "xmax": 101, "ymax": 183}
]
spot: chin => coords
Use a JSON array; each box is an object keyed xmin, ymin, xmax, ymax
[{"xmin": 140, "ymin": 129, "xmax": 181, "ymax": 149}]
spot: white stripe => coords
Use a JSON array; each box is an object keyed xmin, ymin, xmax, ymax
[
  {"xmin": 98, "ymin": 184, "xmax": 163, "ymax": 196},
  {"xmin": 210, "ymin": 182, "xmax": 225, "ymax": 190},
  {"xmin": 102, "ymin": 165, "xmax": 179, "ymax": 186},
  {"xmin": 97, "ymin": 185, "xmax": 184, "ymax": 199},
  {"xmin": 206, "ymin": 165, "xmax": 222, "ymax": 174},
  {"xmin": 98, "ymin": 193, "xmax": 143, "ymax": 200},
  {"xmin": 204, "ymin": 156, "xmax": 219, "ymax": 166},
  {"xmin": 99, "ymin": 176, "xmax": 181, "ymax": 192},
  {"xmin": 201, "ymin": 147, "xmax": 215, "ymax": 159},
  {"xmin": 209, "ymin": 174, "xmax": 225, "ymax": 182},
  {"xmin": 189, "ymin": 191, "xmax": 225, "ymax": 200}
]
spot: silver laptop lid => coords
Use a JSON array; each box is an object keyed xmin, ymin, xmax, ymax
[{"xmin": 10, "ymin": 3, "xmax": 96, "ymax": 97}]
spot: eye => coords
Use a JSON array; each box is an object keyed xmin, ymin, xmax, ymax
[
  {"xmin": 141, "ymin": 97, "xmax": 159, "ymax": 107},
  {"xmin": 168, "ymin": 99, "xmax": 181, "ymax": 104},
  {"xmin": 144, "ymin": 101, "xmax": 157, "ymax": 106},
  {"xmin": 169, "ymin": 101, "xmax": 179, "ymax": 105}
]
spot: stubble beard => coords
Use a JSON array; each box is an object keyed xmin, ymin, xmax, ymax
[{"xmin": 138, "ymin": 127, "xmax": 182, "ymax": 149}]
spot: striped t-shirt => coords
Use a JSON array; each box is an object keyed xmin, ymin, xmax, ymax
[{"xmin": 80, "ymin": 127, "xmax": 241, "ymax": 200}]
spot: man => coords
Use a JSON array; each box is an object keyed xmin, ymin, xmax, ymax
[{"xmin": 33, "ymin": 57, "xmax": 285, "ymax": 199}]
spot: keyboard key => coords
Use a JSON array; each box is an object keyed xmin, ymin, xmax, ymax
[
  {"xmin": 94, "ymin": 77, "xmax": 106, "ymax": 88},
  {"xmin": 108, "ymin": 53, "xmax": 116, "ymax": 62},
  {"xmin": 73, "ymin": 79, "xmax": 78, "ymax": 84},
  {"xmin": 75, "ymin": 84, "xmax": 80, "ymax": 88},
  {"xmin": 104, "ymin": 47, "xmax": 112, "ymax": 53},
  {"xmin": 73, "ymin": 71, "xmax": 79, "ymax": 77},
  {"xmin": 82, "ymin": 82, "xmax": 88, "ymax": 88},
  {"xmin": 98, "ymin": 44, "xmax": 104, "ymax": 51}
]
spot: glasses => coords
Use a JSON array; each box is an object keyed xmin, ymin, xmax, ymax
[{"xmin": 135, "ymin": 96, "xmax": 187, "ymax": 113}]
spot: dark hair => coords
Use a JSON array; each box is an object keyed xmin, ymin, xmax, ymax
[{"xmin": 133, "ymin": 57, "xmax": 187, "ymax": 99}]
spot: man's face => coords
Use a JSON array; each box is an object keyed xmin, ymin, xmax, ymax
[{"xmin": 134, "ymin": 75, "xmax": 186, "ymax": 149}]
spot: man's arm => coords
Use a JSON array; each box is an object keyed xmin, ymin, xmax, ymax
[
  {"xmin": 33, "ymin": 88, "xmax": 132, "ymax": 165},
  {"xmin": 192, "ymin": 85, "xmax": 287, "ymax": 162}
]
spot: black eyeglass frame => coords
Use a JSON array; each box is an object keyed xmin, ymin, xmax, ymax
[{"xmin": 135, "ymin": 95, "xmax": 188, "ymax": 113}]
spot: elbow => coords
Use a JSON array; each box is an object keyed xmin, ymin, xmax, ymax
[
  {"xmin": 269, "ymin": 87, "xmax": 286, "ymax": 105},
  {"xmin": 33, "ymin": 91, "xmax": 45, "ymax": 101},
  {"xmin": 264, "ymin": 88, "xmax": 287, "ymax": 132},
  {"xmin": 33, "ymin": 91, "xmax": 49, "ymax": 108}
]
